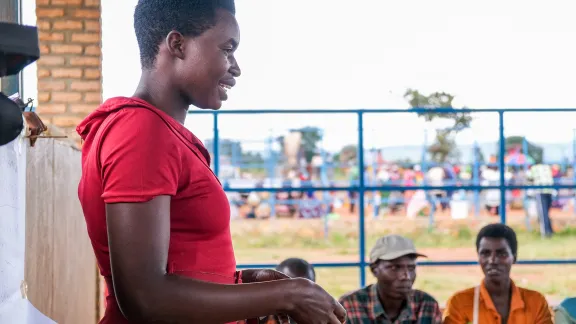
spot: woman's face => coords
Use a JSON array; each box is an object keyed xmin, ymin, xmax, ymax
[
  {"xmin": 478, "ymin": 237, "xmax": 514, "ymax": 283},
  {"xmin": 174, "ymin": 9, "xmax": 241, "ymax": 110}
]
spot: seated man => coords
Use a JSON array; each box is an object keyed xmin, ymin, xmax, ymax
[
  {"xmin": 276, "ymin": 257, "xmax": 316, "ymax": 282},
  {"xmin": 555, "ymin": 297, "xmax": 576, "ymax": 324},
  {"xmin": 339, "ymin": 235, "xmax": 442, "ymax": 323},
  {"xmin": 443, "ymin": 223, "xmax": 552, "ymax": 324}
]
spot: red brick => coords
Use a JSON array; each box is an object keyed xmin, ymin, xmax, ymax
[
  {"xmin": 51, "ymin": 92, "xmax": 83, "ymax": 103},
  {"xmin": 84, "ymin": 20, "xmax": 100, "ymax": 32},
  {"xmin": 51, "ymin": 0, "xmax": 82, "ymax": 5},
  {"xmin": 37, "ymin": 21, "xmax": 51, "ymax": 30},
  {"xmin": 38, "ymin": 104, "xmax": 67, "ymax": 114},
  {"xmin": 36, "ymin": 8, "xmax": 65, "ymax": 18},
  {"xmin": 84, "ymin": 45, "xmax": 101, "ymax": 56},
  {"xmin": 52, "ymin": 68, "xmax": 83, "ymax": 78},
  {"xmin": 38, "ymin": 92, "xmax": 51, "ymax": 103},
  {"xmin": 36, "ymin": 0, "xmax": 50, "ymax": 4},
  {"xmin": 40, "ymin": 45, "xmax": 50, "ymax": 55},
  {"xmin": 70, "ymin": 9, "xmax": 100, "ymax": 19},
  {"xmin": 38, "ymin": 80, "xmax": 66, "ymax": 91},
  {"xmin": 52, "ymin": 20, "xmax": 83, "ymax": 31},
  {"xmin": 70, "ymin": 80, "xmax": 101, "ymax": 91},
  {"xmin": 71, "ymin": 32, "xmax": 100, "ymax": 44},
  {"xmin": 83, "ymin": 68, "xmax": 101, "ymax": 79},
  {"xmin": 52, "ymin": 115, "xmax": 84, "ymax": 128},
  {"xmin": 39, "ymin": 32, "xmax": 65, "ymax": 42},
  {"xmin": 38, "ymin": 69, "xmax": 51, "ymax": 78},
  {"xmin": 83, "ymin": 92, "xmax": 102, "ymax": 103},
  {"xmin": 70, "ymin": 104, "xmax": 97, "ymax": 113},
  {"xmin": 38, "ymin": 56, "xmax": 65, "ymax": 66},
  {"xmin": 69, "ymin": 56, "xmax": 100, "ymax": 67},
  {"xmin": 84, "ymin": 0, "xmax": 101, "ymax": 7},
  {"xmin": 51, "ymin": 44, "xmax": 83, "ymax": 54}
]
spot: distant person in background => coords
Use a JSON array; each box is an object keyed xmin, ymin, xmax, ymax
[
  {"xmin": 481, "ymin": 166, "xmax": 501, "ymax": 216},
  {"xmin": 555, "ymin": 297, "xmax": 576, "ymax": 324},
  {"xmin": 276, "ymin": 258, "xmax": 316, "ymax": 282},
  {"xmin": 443, "ymin": 223, "xmax": 552, "ymax": 324},
  {"xmin": 340, "ymin": 235, "xmax": 442, "ymax": 323},
  {"xmin": 427, "ymin": 166, "xmax": 448, "ymax": 211},
  {"xmin": 528, "ymin": 163, "xmax": 555, "ymax": 237}
]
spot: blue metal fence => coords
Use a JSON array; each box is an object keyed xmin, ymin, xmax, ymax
[{"xmin": 189, "ymin": 108, "xmax": 576, "ymax": 287}]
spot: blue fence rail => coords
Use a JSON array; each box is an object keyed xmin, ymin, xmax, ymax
[{"xmin": 189, "ymin": 108, "xmax": 576, "ymax": 287}]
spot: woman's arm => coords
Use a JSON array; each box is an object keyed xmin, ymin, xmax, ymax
[
  {"xmin": 107, "ymin": 197, "xmax": 298, "ymax": 323},
  {"xmin": 107, "ymin": 197, "xmax": 345, "ymax": 323}
]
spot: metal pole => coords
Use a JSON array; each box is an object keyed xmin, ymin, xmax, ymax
[
  {"xmin": 267, "ymin": 131, "xmax": 276, "ymax": 218},
  {"xmin": 573, "ymin": 129, "xmax": 576, "ymax": 218},
  {"xmin": 357, "ymin": 112, "xmax": 366, "ymax": 287},
  {"xmin": 498, "ymin": 111, "xmax": 507, "ymax": 223},
  {"xmin": 473, "ymin": 142, "xmax": 480, "ymax": 218},
  {"xmin": 522, "ymin": 138, "xmax": 531, "ymax": 230}
]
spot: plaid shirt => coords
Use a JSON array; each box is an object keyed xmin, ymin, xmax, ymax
[{"xmin": 339, "ymin": 284, "xmax": 442, "ymax": 324}]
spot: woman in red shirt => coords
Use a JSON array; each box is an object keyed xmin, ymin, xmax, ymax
[{"xmin": 76, "ymin": 1, "xmax": 345, "ymax": 323}]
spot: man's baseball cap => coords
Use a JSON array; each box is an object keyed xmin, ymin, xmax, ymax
[{"xmin": 369, "ymin": 235, "xmax": 426, "ymax": 263}]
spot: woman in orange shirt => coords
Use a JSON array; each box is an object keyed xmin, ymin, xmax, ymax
[{"xmin": 443, "ymin": 223, "xmax": 552, "ymax": 324}]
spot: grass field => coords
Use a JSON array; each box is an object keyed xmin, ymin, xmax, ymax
[{"xmin": 231, "ymin": 215, "xmax": 576, "ymax": 305}]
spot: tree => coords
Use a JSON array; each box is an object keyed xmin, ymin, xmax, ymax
[
  {"xmin": 500, "ymin": 136, "xmax": 543, "ymax": 164},
  {"xmin": 292, "ymin": 126, "xmax": 323, "ymax": 163},
  {"xmin": 337, "ymin": 144, "xmax": 358, "ymax": 164},
  {"xmin": 404, "ymin": 88, "xmax": 472, "ymax": 163}
]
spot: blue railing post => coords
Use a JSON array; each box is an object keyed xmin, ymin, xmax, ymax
[
  {"xmin": 522, "ymin": 138, "xmax": 531, "ymax": 230},
  {"xmin": 473, "ymin": 141, "xmax": 480, "ymax": 218},
  {"xmin": 357, "ymin": 112, "xmax": 367, "ymax": 287},
  {"xmin": 573, "ymin": 129, "xmax": 576, "ymax": 218},
  {"xmin": 498, "ymin": 111, "xmax": 506, "ymax": 224},
  {"xmin": 213, "ymin": 112, "xmax": 220, "ymax": 177}
]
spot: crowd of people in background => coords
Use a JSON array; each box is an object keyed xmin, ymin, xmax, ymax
[
  {"xmin": 227, "ymin": 155, "xmax": 568, "ymax": 238},
  {"xmin": 258, "ymin": 224, "xmax": 574, "ymax": 324}
]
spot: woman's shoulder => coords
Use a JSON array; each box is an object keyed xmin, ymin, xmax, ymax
[{"xmin": 516, "ymin": 286, "xmax": 549, "ymax": 307}]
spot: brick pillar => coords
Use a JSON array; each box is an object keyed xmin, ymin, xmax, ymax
[{"xmin": 36, "ymin": 0, "xmax": 102, "ymax": 141}]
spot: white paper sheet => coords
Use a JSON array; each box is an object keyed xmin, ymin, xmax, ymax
[{"xmin": 0, "ymin": 132, "xmax": 57, "ymax": 323}]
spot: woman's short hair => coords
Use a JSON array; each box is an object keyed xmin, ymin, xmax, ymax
[
  {"xmin": 134, "ymin": 0, "xmax": 236, "ymax": 69},
  {"xmin": 475, "ymin": 223, "xmax": 518, "ymax": 258}
]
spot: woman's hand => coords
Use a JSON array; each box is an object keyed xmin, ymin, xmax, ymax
[
  {"xmin": 285, "ymin": 278, "xmax": 346, "ymax": 324},
  {"xmin": 241, "ymin": 269, "xmax": 290, "ymax": 283},
  {"xmin": 242, "ymin": 269, "xmax": 292, "ymax": 323}
]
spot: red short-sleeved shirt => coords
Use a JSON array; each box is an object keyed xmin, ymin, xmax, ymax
[{"xmin": 77, "ymin": 97, "xmax": 236, "ymax": 323}]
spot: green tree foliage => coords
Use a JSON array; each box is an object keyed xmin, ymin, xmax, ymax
[{"xmin": 404, "ymin": 88, "xmax": 472, "ymax": 163}]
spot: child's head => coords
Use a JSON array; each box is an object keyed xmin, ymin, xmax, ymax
[{"xmin": 276, "ymin": 258, "xmax": 316, "ymax": 282}]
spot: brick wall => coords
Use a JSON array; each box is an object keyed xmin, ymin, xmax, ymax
[{"xmin": 36, "ymin": 0, "xmax": 102, "ymax": 141}]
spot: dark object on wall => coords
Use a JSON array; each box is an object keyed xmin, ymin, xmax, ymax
[
  {"xmin": 0, "ymin": 22, "xmax": 40, "ymax": 146},
  {"xmin": 0, "ymin": 93, "xmax": 24, "ymax": 145}
]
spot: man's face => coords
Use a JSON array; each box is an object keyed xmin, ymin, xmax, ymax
[
  {"xmin": 478, "ymin": 237, "xmax": 514, "ymax": 283},
  {"xmin": 371, "ymin": 255, "xmax": 417, "ymax": 299}
]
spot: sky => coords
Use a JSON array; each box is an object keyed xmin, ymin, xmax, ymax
[{"xmin": 21, "ymin": 0, "xmax": 576, "ymax": 154}]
